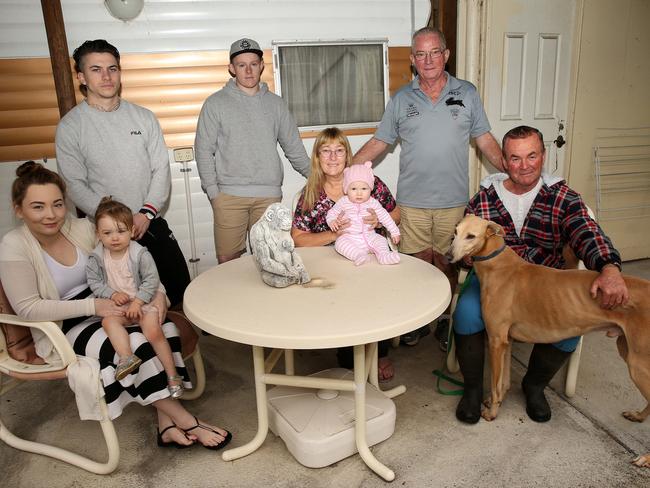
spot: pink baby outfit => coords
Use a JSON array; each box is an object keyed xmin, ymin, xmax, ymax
[{"xmin": 326, "ymin": 162, "xmax": 400, "ymax": 266}]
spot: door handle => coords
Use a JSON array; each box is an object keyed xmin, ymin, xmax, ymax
[{"xmin": 554, "ymin": 135, "xmax": 566, "ymax": 148}]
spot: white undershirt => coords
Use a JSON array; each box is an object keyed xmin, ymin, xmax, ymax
[
  {"xmin": 494, "ymin": 178, "xmax": 543, "ymax": 236},
  {"xmin": 41, "ymin": 246, "xmax": 89, "ymax": 299}
]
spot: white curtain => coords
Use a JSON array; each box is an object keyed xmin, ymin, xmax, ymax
[{"xmin": 279, "ymin": 44, "xmax": 385, "ymax": 127}]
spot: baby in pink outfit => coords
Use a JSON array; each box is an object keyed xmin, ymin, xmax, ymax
[{"xmin": 326, "ymin": 161, "xmax": 401, "ymax": 266}]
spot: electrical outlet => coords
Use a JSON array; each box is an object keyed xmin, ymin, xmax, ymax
[{"xmin": 173, "ymin": 147, "xmax": 194, "ymax": 163}]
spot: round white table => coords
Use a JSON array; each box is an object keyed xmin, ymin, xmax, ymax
[{"xmin": 184, "ymin": 247, "xmax": 451, "ymax": 480}]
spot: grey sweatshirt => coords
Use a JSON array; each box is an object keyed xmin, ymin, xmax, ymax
[
  {"xmin": 194, "ymin": 79, "xmax": 310, "ymax": 200},
  {"xmin": 86, "ymin": 240, "xmax": 160, "ymax": 304},
  {"xmin": 55, "ymin": 100, "xmax": 171, "ymax": 216}
]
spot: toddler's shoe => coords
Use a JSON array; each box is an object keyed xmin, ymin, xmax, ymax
[{"xmin": 115, "ymin": 354, "xmax": 142, "ymax": 381}]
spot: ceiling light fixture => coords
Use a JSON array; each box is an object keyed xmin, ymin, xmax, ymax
[{"xmin": 104, "ymin": 0, "xmax": 144, "ymax": 22}]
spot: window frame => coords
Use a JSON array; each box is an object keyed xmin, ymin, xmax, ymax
[{"xmin": 271, "ymin": 38, "xmax": 390, "ymax": 132}]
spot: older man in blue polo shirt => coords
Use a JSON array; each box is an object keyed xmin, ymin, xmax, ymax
[{"xmin": 354, "ymin": 26, "xmax": 504, "ymax": 348}]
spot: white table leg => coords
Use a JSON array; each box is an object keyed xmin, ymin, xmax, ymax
[
  {"xmin": 353, "ymin": 345, "xmax": 395, "ymax": 481},
  {"xmin": 284, "ymin": 349, "xmax": 294, "ymax": 375},
  {"xmin": 381, "ymin": 384, "xmax": 407, "ymax": 398},
  {"xmin": 222, "ymin": 345, "xmax": 269, "ymax": 461},
  {"xmin": 371, "ymin": 341, "xmax": 407, "ymax": 399},
  {"xmin": 368, "ymin": 342, "xmax": 379, "ymax": 388}
]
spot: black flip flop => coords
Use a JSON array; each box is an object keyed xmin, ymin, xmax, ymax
[
  {"xmin": 157, "ymin": 424, "xmax": 194, "ymax": 449},
  {"xmin": 181, "ymin": 416, "xmax": 233, "ymax": 451}
]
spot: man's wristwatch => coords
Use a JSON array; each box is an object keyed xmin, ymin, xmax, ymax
[{"xmin": 139, "ymin": 207, "xmax": 156, "ymax": 220}]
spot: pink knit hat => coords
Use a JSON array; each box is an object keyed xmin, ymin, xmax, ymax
[{"xmin": 343, "ymin": 161, "xmax": 375, "ymax": 194}]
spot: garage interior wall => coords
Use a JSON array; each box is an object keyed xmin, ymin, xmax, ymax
[{"xmin": 566, "ymin": 0, "xmax": 650, "ymax": 260}]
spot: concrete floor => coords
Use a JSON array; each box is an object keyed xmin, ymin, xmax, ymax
[{"xmin": 2, "ymin": 261, "xmax": 650, "ymax": 488}]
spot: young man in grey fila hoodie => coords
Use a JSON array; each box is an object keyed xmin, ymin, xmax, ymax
[
  {"xmin": 55, "ymin": 40, "xmax": 190, "ymax": 307},
  {"xmin": 194, "ymin": 37, "xmax": 311, "ymax": 264}
]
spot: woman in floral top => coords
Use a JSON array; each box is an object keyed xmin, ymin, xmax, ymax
[
  {"xmin": 292, "ymin": 128, "xmax": 399, "ymax": 244},
  {"xmin": 291, "ymin": 127, "xmax": 399, "ymax": 381}
]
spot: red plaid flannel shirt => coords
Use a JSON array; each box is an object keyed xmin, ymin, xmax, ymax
[{"xmin": 466, "ymin": 180, "xmax": 621, "ymax": 271}]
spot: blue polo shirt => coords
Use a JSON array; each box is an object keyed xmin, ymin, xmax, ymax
[{"xmin": 374, "ymin": 73, "xmax": 491, "ymax": 209}]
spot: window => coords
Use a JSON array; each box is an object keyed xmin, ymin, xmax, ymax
[{"xmin": 272, "ymin": 40, "xmax": 389, "ymax": 130}]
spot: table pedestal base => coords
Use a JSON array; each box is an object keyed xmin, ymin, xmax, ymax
[
  {"xmin": 267, "ymin": 368, "xmax": 396, "ymax": 468},
  {"xmin": 222, "ymin": 343, "xmax": 404, "ymax": 481}
]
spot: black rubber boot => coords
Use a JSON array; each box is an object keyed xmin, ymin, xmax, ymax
[
  {"xmin": 522, "ymin": 344, "xmax": 572, "ymax": 422},
  {"xmin": 454, "ymin": 331, "xmax": 485, "ymax": 424}
]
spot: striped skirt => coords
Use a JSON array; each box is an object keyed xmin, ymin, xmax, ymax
[{"xmin": 64, "ymin": 317, "xmax": 192, "ymax": 420}]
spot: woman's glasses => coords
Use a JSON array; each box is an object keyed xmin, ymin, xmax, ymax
[{"xmin": 319, "ymin": 148, "xmax": 346, "ymax": 158}]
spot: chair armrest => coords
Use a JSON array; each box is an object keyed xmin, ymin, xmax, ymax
[
  {"xmin": 458, "ymin": 267, "xmax": 469, "ymax": 287},
  {"xmin": 0, "ymin": 313, "xmax": 77, "ymax": 368}
]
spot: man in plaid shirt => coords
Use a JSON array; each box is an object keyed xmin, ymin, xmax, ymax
[{"xmin": 452, "ymin": 125, "xmax": 629, "ymax": 426}]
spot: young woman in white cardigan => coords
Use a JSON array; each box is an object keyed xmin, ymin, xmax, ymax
[{"xmin": 0, "ymin": 161, "xmax": 231, "ymax": 450}]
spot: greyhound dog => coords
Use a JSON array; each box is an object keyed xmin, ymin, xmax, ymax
[{"xmin": 449, "ymin": 215, "xmax": 649, "ymax": 468}]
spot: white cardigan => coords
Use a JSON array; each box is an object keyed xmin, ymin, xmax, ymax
[{"xmin": 0, "ymin": 215, "xmax": 96, "ymax": 360}]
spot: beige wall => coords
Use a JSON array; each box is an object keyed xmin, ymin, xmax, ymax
[{"xmin": 567, "ymin": 0, "xmax": 650, "ymax": 260}]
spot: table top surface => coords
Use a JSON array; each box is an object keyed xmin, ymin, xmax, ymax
[{"xmin": 184, "ymin": 247, "xmax": 451, "ymax": 349}]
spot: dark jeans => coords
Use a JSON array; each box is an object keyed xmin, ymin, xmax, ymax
[
  {"xmin": 137, "ymin": 217, "xmax": 191, "ymax": 309},
  {"xmin": 336, "ymin": 340, "xmax": 390, "ymax": 369}
]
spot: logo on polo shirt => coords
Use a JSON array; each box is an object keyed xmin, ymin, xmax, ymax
[
  {"xmin": 130, "ymin": 130, "xmax": 142, "ymax": 135},
  {"xmin": 445, "ymin": 97, "xmax": 465, "ymax": 108},
  {"xmin": 446, "ymin": 96, "xmax": 464, "ymax": 120},
  {"xmin": 406, "ymin": 103, "xmax": 420, "ymax": 118}
]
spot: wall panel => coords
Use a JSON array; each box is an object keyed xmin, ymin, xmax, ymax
[
  {"xmin": 0, "ymin": 46, "xmax": 412, "ymax": 162},
  {"xmin": 0, "ymin": 0, "xmax": 429, "ymax": 58},
  {"xmin": 567, "ymin": 0, "xmax": 650, "ymax": 260},
  {"xmin": 0, "ymin": 0, "xmax": 424, "ymax": 161}
]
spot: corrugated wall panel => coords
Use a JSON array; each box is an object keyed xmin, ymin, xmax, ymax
[
  {"xmin": 0, "ymin": 46, "xmax": 413, "ymax": 162},
  {"xmin": 0, "ymin": 0, "xmax": 429, "ymax": 57}
]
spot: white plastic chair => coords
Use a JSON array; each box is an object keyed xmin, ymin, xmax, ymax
[
  {"xmin": 445, "ymin": 206, "xmax": 597, "ymax": 398},
  {"xmin": 0, "ymin": 313, "xmax": 120, "ymax": 474},
  {"xmin": 0, "ymin": 287, "xmax": 205, "ymax": 473}
]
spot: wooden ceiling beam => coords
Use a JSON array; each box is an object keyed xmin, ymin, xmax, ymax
[{"xmin": 41, "ymin": 0, "xmax": 76, "ymax": 118}]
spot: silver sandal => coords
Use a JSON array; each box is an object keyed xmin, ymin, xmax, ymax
[{"xmin": 167, "ymin": 375, "xmax": 185, "ymax": 399}]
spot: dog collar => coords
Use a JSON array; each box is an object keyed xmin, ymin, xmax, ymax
[{"xmin": 472, "ymin": 243, "xmax": 507, "ymax": 262}]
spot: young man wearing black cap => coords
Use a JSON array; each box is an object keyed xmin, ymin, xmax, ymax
[{"xmin": 195, "ymin": 37, "xmax": 310, "ymax": 264}]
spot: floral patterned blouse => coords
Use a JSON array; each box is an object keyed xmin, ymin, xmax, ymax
[{"xmin": 292, "ymin": 176, "xmax": 397, "ymax": 233}]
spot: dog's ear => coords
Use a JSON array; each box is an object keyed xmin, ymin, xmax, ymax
[{"xmin": 486, "ymin": 220, "xmax": 504, "ymax": 237}]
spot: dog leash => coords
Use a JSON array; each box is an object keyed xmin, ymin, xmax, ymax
[
  {"xmin": 432, "ymin": 368, "xmax": 464, "ymax": 395},
  {"xmin": 432, "ymin": 325, "xmax": 463, "ymax": 395},
  {"xmin": 432, "ymin": 268, "xmax": 475, "ymax": 396}
]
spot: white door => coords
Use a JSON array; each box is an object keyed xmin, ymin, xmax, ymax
[{"xmin": 483, "ymin": 0, "xmax": 576, "ymax": 177}]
